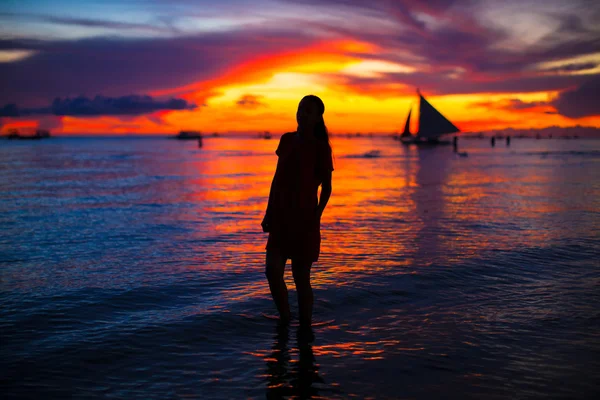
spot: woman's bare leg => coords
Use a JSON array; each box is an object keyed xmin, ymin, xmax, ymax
[
  {"xmin": 265, "ymin": 250, "xmax": 290, "ymax": 322},
  {"xmin": 292, "ymin": 259, "xmax": 313, "ymax": 327}
]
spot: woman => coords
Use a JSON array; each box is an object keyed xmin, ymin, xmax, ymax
[{"xmin": 261, "ymin": 95, "xmax": 334, "ymax": 329}]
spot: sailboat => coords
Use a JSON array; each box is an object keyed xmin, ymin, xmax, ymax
[{"xmin": 400, "ymin": 90, "xmax": 460, "ymax": 145}]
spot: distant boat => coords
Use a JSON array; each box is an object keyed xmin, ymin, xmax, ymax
[
  {"xmin": 3, "ymin": 129, "xmax": 51, "ymax": 140},
  {"xmin": 5, "ymin": 129, "xmax": 19, "ymax": 139},
  {"xmin": 400, "ymin": 90, "xmax": 460, "ymax": 145},
  {"xmin": 262, "ymin": 131, "xmax": 272, "ymax": 140},
  {"xmin": 175, "ymin": 130, "xmax": 202, "ymax": 140},
  {"xmin": 364, "ymin": 150, "xmax": 381, "ymax": 158}
]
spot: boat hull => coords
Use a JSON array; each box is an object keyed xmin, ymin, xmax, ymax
[
  {"xmin": 400, "ymin": 137, "xmax": 452, "ymax": 146},
  {"xmin": 174, "ymin": 130, "xmax": 202, "ymax": 139}
]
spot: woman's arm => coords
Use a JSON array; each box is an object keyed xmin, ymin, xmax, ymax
[
  {"xmin": 265, "ymin": 174, "xmax": 276, "ymax": 219},
  {"xmin": 264, "ymin": 134, "xmax": 286, "ymax": 224},
  {"xmin": 316, "ymin": 170, "xmax": 332, "ymax": 218}
]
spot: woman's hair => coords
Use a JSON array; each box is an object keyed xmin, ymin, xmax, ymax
[
  {"xmin": 302, "ymin": 95, "xmax": 331, "ymax": 149},
  {"xmin": 302, "ymin": 94, "xmax": 334, "ymax": 169}
]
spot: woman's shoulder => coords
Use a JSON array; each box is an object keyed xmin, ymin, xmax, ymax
[
  {"xmin": 275, "ymin": 132, "xmax": 296, "ymax": 155},
  {"xmin": 277, "ymin": 132, "xmax": 297, "ymax": 148},
  {"xmin": 280, "ymin": 131, "xmax": 296, "ymax": 140}
]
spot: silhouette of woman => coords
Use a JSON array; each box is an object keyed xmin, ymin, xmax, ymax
[{"xmin": 262, "ymin": 95, "xmax": 334, "ymax": 329}]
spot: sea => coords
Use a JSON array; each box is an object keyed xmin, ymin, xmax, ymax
[{"xmin": 1, "ymin": 135, "xmax": 599, "ymax": 399}]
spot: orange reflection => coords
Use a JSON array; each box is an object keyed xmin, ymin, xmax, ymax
[{"xmin": 151, "ymin": 135, "xmax": 600, "ymax": 310}]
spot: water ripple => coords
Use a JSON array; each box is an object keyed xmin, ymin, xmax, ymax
[{"xmin": 1, "ymin": 137, "xmax": 599, "ymax": 399}]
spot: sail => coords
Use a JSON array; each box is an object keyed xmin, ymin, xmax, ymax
[
  {"xmin": 401, "ymin": 109, "xmax": 412, "ymax": 137},
  {"xmin": 417, "ymin": 94, "xmax": 459, "ymax": 139}
]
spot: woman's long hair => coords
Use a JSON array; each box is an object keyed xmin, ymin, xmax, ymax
[{"xmin": 302, "ymin": 95, "xmax": 331, "ymax": 151}]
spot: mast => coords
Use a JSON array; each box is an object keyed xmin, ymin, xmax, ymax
[
  {"xmin": 417, "ymin": 92, "xmax": 460, "ymax": 140},
  {"xmin": 401, "ymin": 109, "xmax": 412, "ymax": 138}
]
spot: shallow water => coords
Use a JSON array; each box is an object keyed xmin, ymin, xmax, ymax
[{"xmin": 1, "ymin": 136, "xmax": 599, "ymax": 399}]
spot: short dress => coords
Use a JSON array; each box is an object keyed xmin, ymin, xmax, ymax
[{"xmin": 265, "ymin": 132, "xmax": 334, "ymax": 262}]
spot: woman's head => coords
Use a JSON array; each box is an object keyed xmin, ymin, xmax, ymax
[{"xmin": 297, "ymin": 95, "xmax": 329, "ymax": 144}]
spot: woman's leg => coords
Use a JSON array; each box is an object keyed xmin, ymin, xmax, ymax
[
  {"xmin": 292, "ymin": 259, "xmax": 313, "ymax": 327},
  {"xmin": 265, "ymin": 249, "xmax": 290, "ymax": 322}
]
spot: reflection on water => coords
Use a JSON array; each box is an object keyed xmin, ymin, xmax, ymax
[
  {"xmin": 412, "ymin": 147, "xmax": 451, "ymax": 266},
  {"xmin": 1, "ymin": 136, "xmax": 599, "ymax": 399},
  {"xmin": 262, "ymin": 324, "xmax": 325, "ymax": 399}
]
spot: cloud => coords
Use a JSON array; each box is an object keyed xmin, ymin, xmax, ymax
[
  {"xmin": 0, "ymin": 104, "xmax": 18, "ymax": 117},
  {"xmin": 0, "ymin": 95, "xmax": 196, "ymax": 117},
  {"xmin": 236, "ymin": 94, "xmax": 266, "ymax": 109},
  {"xmin": 0, "ymin": 12, "xmax": 176, "ymax": 34},
  {"xmin": 0, "ymin": 29, "xmax": 314, "ymax": 106},
  {"xmin": 285, "ymin": 0, "xmax": 600, "ymax": 95},
  {"xmin": 327, "ymin": 70, "xmax": 592, "ymax": 97},
  {"xmin": 44, "ymin": 15, "xmax": 176, "ymax": 34},
  {"xmin": 52, "ymin": 95, "xmax": 196, "ymax": 116},
  {"xmin": 471, "ymin": 98, "xmax": 552, "ymax": 112},
  {"xmin": 543, "ymin": 62, "xmax": 598, "ymax": 74},
  {"xmin": 503, "ymin": 99, "xmax": 549, "ymax": 111},
  {"xmin": 552, "ymin": 77, "xmax": 600, "ymax": 118},
  {"xmin": 1, "ymin": 0, "xmax": 599, "ymax": 112}
]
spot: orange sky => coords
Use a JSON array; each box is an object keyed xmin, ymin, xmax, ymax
[
  {"xmin": 8, "ymin": 38, "xmax": 599, "ymax": 135},
  {"xmin": 2, "ymin": 1, "xmax": 599, "ymax": 135}
]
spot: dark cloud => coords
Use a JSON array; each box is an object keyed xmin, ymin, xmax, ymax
[
  {"xmin": 283, "ymin": 0, "xmax": 463, "ymax": 38},
  {"xmin": 45, "ymin": 16, "xmax": 175, "ymax": 34},
  {"xmin": 51, "ymin": 95, "xmax": 196, "ymax": 116},
  {"xmin": 1, "ymin": 0, "xmax": 599, "ymax": 109},
  {"xmin": 0, "ymin": 12, "xmax": 175, "ymax": 34},
  {"xmin": 552, "ymin": 76, "xmax": 600, "ymax": 118},
  {"xmin": 349, "ymin": 18, "xmax": 595, "ymax": 75},
  {"xmin": 0, "ymin": 95, "xmax": 196, "ymax": 117},
  {"xmin": 0, "ymin": 38, "xmax": 39, "ymax": 51},
  {"xmin": 470, "ymin": 98, "xmax": 552, "ymax": 112},
  {"xmin": 503, "ymin": 99, "xmax": 549, "ymax": 110},
  {"xmin": 0, "ymin": 30, "xmax": 313, "ymax": 106},
  {"xmin": 283, "ymin": 0, "xmax": 458, "ymax": 13},
  {"xmin": 236, "ymin": 94, "xmax": 266, "ymax": 109},
  {"xmin": 0, "ymin": 104, "xmax": 19, "ymax": 117},
  {"xmin": 327, "ymin": 71, "xmax": 592, "ymax": 97},
  {"xmin": 289, "ymin": 0, "xmax": 600, "ymax": 95}
]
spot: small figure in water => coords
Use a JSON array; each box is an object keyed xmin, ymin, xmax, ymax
[
  {"xmin": 491, "ymin": 136, "xmax": 496, "ymax": 147},
  {"xmin": 262, "ymin": 95, "xmax": 334, "ymax": 333},
  {"xmin": 453, "ymin": 136, "xmax": 458, "ymax": 152},
  {"xmin": 506, "ymin": 136, "xmax": 511, "ymax": 146},
  {"xmin": 198, "ymin": 137, "xmax": 203, "ymax": 148}
]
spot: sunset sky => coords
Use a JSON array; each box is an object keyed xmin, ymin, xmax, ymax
[{"xmin": 1, "ymin": 0, "xmax": 599, "ymax": 135}]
